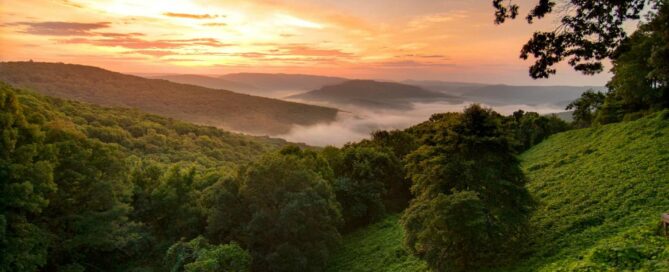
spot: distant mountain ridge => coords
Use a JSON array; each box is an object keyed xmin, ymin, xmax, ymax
[
  {"xmin": 220, "ymin": 73, "xmax": 348, "ymax": 96},
  {"xmin": 0, "ymin": 62, "xmax": 338, "ymax": 135},
  {"xmin": 151, "ymin": 74, "xmax": 258, "ymax": 93},
  {"xmin": 289, "ymin": 80, "xmax": 461, "ymax": 110},
  {"xmin": 406, "ymin": 80, "xmax": 605, "ymax": 107}
]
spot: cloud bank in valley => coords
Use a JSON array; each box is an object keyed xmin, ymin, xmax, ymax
[{"xmin": 278, "ymin": 101, "xmax": 565, "ymax": 146}]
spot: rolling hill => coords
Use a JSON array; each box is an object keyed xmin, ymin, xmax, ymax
[
  {"xmin": 289, "ymin": 80, "xmax": 461, "ymax": 110},
  {"xmin": 327, "ymin": 111, "xmax": 669, "ymax": 271},
  {"xmin": 151, "ymin": 74, "xmax": 259, "ymax": 93},
  {"xmin": 406, "ymin": 80, "xmax": 604, "ymax": 107},
  {"xmin": 219, "ymin": 72, "xmax": 348, "ymax": 97},
  {"xmin": 0, "ymin": 62, "xmax": 338, "ymax": 135}
]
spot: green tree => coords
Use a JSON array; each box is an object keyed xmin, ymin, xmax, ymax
[
  {"xmin": 165, "ymin": 236, "xmax": 251, "ymax": 272},
  {"xmin": 599, "ymin": 1, "xmax": 669, "ymax": 122},
  {"xmin": 401, "ymin": 105, "xmax": 534, "ymax": 272},
  {"xmin": 239, "ymin": 151, "xmax": 342, "ymax": 271},
  {"xmin": 0, "ymin": 84, "xmax": 56, "ymax": 271},
  {"xmin": 566, "ymin": 90, "xmax": 606, "ymax": 127},
  {"xmin": 507, "ymin": 110, "xmax": 569, "ymax": 150},
  {"xmin": 328, "ymin": 146, "xmax": 403, "ymax": 230},
  {"xmin": 41, "ymin": 132, "xmax": 139, "ymax": 270}
]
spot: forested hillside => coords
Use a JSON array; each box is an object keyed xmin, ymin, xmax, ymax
[
  {"xmin": 327, "ymin": 111, "xmax": 669, "ymax": 271},
  {"xmin": 0, "ymin": 62, "xmax": 338, "ymax": 135},
  {"xmin": 0, "ymin": 83, "xmax": 288, "ymax": 271}
]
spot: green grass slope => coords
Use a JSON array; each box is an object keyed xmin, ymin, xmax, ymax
[
  {"xmin": 325, "ymin": 215, "xmax": 428, "ymax": 272},
  {"xmin": 328, "ymin": 112, "xmax": 669, "ymax": 271}
]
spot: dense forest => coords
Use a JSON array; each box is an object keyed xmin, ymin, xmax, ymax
[{"xmin": 1, "ymin": 81, "xmax": 569, "ymax": 271}]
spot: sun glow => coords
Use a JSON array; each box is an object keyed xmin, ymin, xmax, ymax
[{"xmin": 0, "ymin": 0, "xmax": 610, "ymax": 84}]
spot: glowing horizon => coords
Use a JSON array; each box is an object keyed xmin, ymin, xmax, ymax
[{"xmin": 1, "ymin": 0, "xmax": 613, "ymax": 85}]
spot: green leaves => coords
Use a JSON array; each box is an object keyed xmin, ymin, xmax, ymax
[
  {"xmin": 401, "ymin": 105, "xmax": 534, "ymax": 271},
  {"xmin": 165, "ymin": 236, "xmax": 252, "ymax": 272}
]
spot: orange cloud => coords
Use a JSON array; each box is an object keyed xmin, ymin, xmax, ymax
[
  {"xmin": 9, "ymin": 21, "xmax": 110, "ymax": 36},
  {"xmin": 60, "ymin": 37, "xmax": 230, "ymax": 49},
  {"xmin": 163, "ymin": 12, "xmax": 220, "ymax": 19}
]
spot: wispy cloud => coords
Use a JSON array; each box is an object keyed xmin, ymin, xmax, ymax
[
  {"xmin": 60, "ymin": 37, "xmax": 230, "ymax": 49},
  {"xmin": 163, "ymin": 12, "xmax": 221, "ymax": 19},
  {"xmin": 8, "ymin": 21, "xmax": 110, "ymax": 36}
]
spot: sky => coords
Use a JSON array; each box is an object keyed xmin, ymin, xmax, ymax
[{"xmin": 1, "ymin": 0, "xmax": 616, "ymax": 85}]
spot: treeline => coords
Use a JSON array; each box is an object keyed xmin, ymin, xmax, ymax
[
  {"xmin": 1, "ymin": 82, "xmax": 569, "ymax": 271},
  {"xmin": 567, "ymin": 2, "xmax": 668, "ymax": 128}
]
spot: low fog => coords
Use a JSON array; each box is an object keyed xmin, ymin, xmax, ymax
[{"xmin": 278, "ymin": 101, "xmax": 565, "ymax": 146}]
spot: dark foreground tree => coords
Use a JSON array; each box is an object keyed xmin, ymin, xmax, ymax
[
  {"xmin": 401, "ymin": 105, "xmax": 534, "ymax": 272},
  {"xmin": 493, "ymin": 0, "xmax": 657, "ymax": 78}
]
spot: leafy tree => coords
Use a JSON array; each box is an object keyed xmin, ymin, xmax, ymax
[
  {"xmin": 401, "ymin": 105, "xmax": 534, "ymax": 271},
  {"xmin": 507, "ymin": 110, "xmax": 570, "ymax": 150},
  {"xmin": 401, "ymin": 191, "xmax": 489, "ymax": 271},
  {"xmin": 148, "ymin": 166, "xmax": 206, "ymax": 241},
  {"xmin": 566, "ymin": 90, "xmax": 606, "ymax": 127},
  {"xmin": 41, "ymin": 130, "xmax": 140, "ymax": 270},
  {"xmin": 239, "ymin": 150, "xmax": 342, "ymax": 271},
  {"xmin": 328, "ymin": 146, "xmax": 403, "ymax": 230},
  {"xmin": 493, "ymin": 0, "xmax": 656, "ymax": 78},
  {"xmin": 203, "ymin": 147, "xmax": 342, "ymax": 271},
  {"xmin": 599, "ymin": 1, "xmax": 669, "ymax": 122},
  {"xmin": 0, "ymin": 84, "xmax": 56, "ymax": 271},
  {"xmin": 165, "ymin": 236, "xmax": 251, "ymax": 272}
]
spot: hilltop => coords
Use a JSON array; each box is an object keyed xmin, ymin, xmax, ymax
[
  {"xmin": 289, "ymin": 80, "xmax": 461, "ymax": 110},
  {"xmin": 0, "ymin": 62, "xmax": 338, "ymax": 135},
  {"xmin": 327, "ymin": 112, "xmax": 669, "ymax": 271}
]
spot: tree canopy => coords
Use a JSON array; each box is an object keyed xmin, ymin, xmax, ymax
[{"xmin": 493, "ymin": 0, "xmax": 658, "ymax": 78}]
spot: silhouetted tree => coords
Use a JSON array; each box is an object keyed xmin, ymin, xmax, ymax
[{"xmin": 493, "ymin": 0, "xmax": 657, "ymax": 78}]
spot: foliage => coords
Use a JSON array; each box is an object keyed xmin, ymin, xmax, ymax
[
  {"xmin": 0, "ymin": 83, "xmax": 55, "ymax": 271},
  {"xmin": 494, "ymin": 110, "xmax": 669, "ymax": 271},
  {"xmin": 203, "ymin": 147, "xmax": 343, "ymax": 272},
  {"xmin": 401, "ymin": 105, "xmax": 535, "ymax": 271},
  {"xmin": 598, "ymin": 1, "xmax": 669, "ymax": 123},
  {"xmin": 325, "ymin": 215, "xmax": 428, "ymax": 272},
  {"xmin": 493, "ymin": 0, "xmax": 655, "ymax": 78},
  {"xmin": 327, "ymin": 111, "xmax": 669, "ymax": 272},
  {"xmin": 0, "ymin": 83, "xmax": 288, "ymax": 271},
  {"xmin": 327, "ymin": 146, "xmax": 403, "ymax": 230},
  {"xmin": 165, "ymin": 236, "xmax": 252, "ymax": 272},
  {"xmin": 565, "ymin": 91, "xmax": 606, "ymax": 128},
  {"xmin": 506, "ymin": 110, "xmax": 571, "ymax": 151}
]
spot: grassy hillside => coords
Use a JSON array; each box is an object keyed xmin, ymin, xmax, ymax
[
  {"xmin": 328, "ymin": 112, "xmax": 669, "ymax": 271},
  {"xmin": 325, "ymin": 216, "xmax": 428, "ymax": 272},
  {"xmin": 0, "ymin": 62, "xmax": 338, "ymax": 135},
  {"xmin": 290, "ymin": 80, "xmax": 460, "ymax": 110}
]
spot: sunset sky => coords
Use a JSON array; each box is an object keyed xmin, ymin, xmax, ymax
[{"xmin": 1, "ymin": 0, "xmax": 616, "ymax": 85}]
